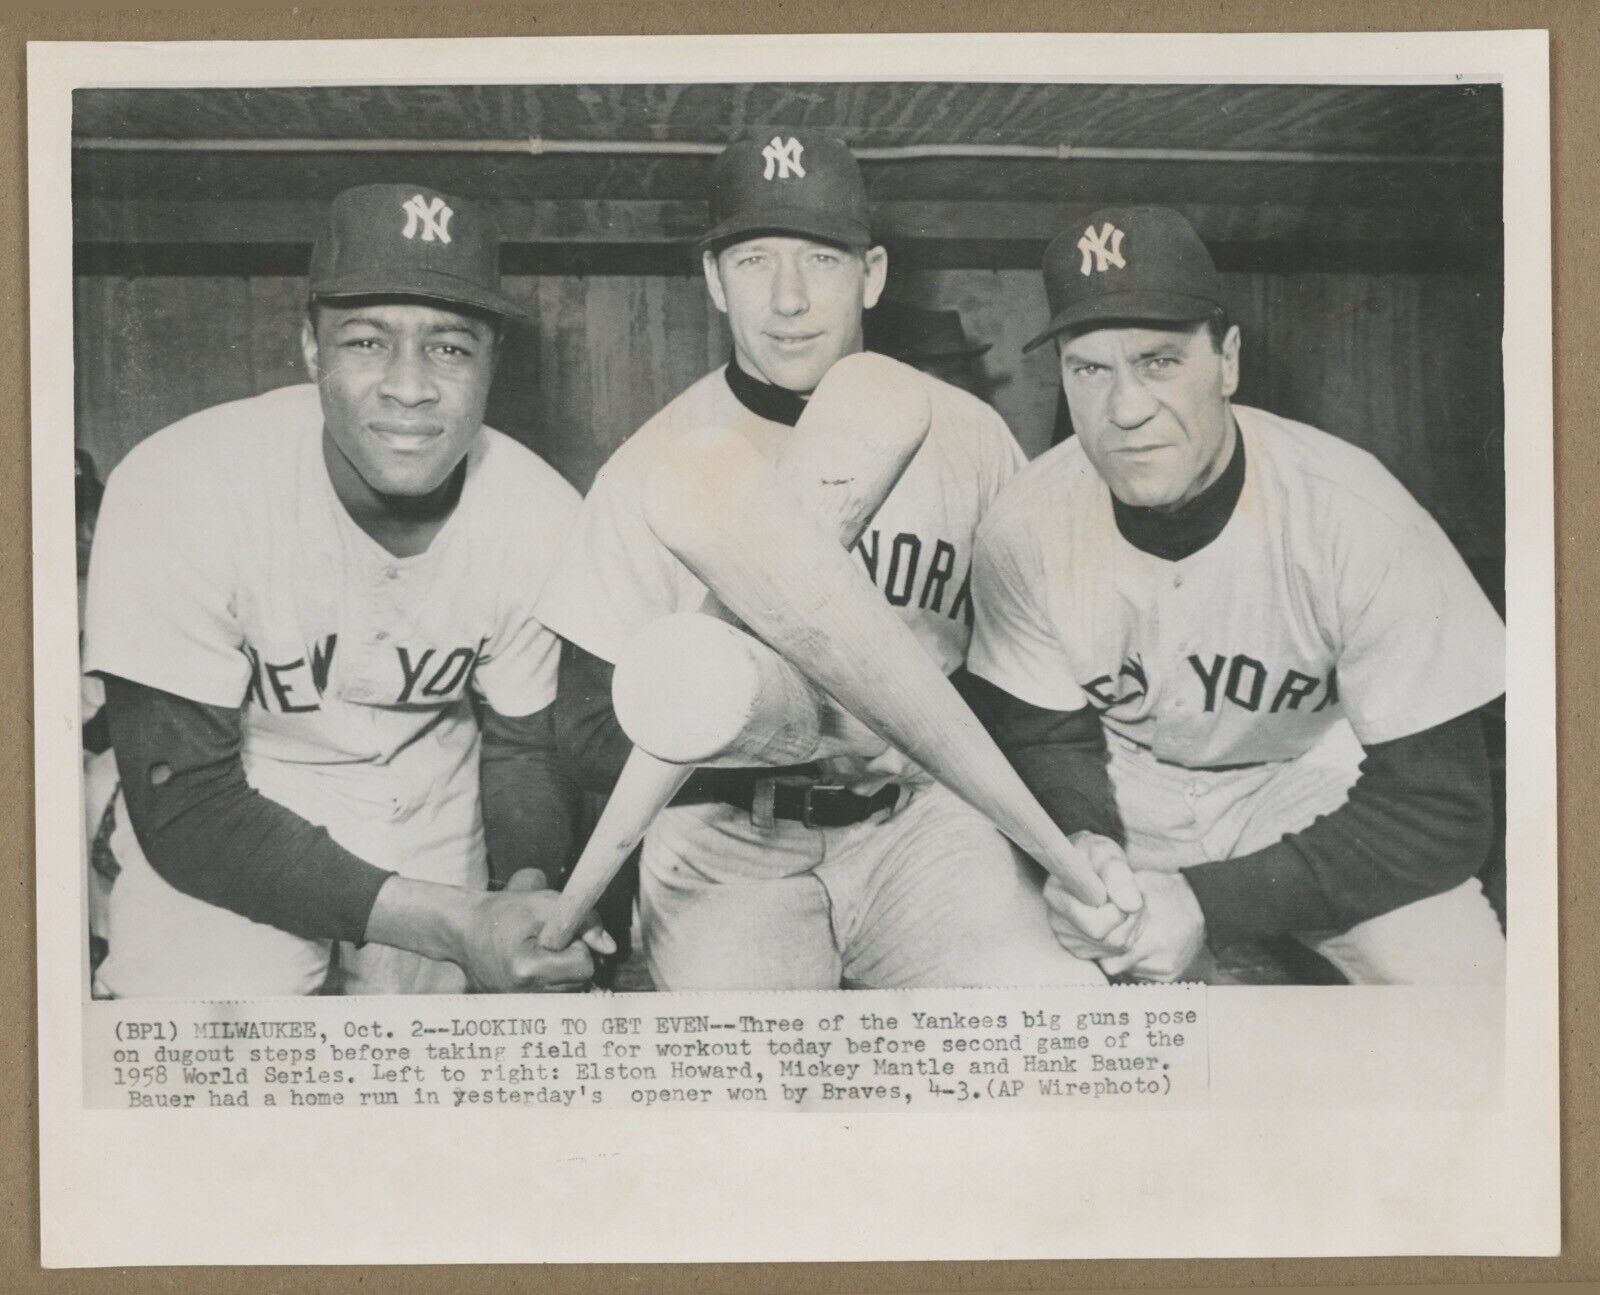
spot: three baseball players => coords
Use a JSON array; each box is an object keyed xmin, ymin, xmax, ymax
[{"xmin": 84, "ymin": 152, "xmax": 1507, "ymax": 994}]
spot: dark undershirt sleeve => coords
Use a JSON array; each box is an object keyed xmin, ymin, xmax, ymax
[
  {"xmin": 953, "ymin": 669, "xmax": 1124, "ymax": 845},
  {"xmin": 553, "ymin": 638, "xmax": 815, "ymax": 798},
  {"xmin": 1180, "ymin": 708, "xmax": 1496, "ymax": 945},
  {"xmin": 102, "ymin": 674, "xmax": 394, "ymax": 943},
  {"xmin": 552, "ymin": 639, "xmax": 638, "ymax": 795},
  {"xmin": 478, "ymin": 702, "xmax": 584, "ymax": 889}
]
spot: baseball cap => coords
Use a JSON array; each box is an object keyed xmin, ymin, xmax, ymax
[
  {"xmin": 1023, "ymin": 206, "xmax": 1224, "ymax": 353},
  {"xmin": 700, "ymin": 130, "xmax": 872, "ymax": 252},
  {"xmin": 309, "ymin": 183, "xmax": 526, "ymax": 321}
]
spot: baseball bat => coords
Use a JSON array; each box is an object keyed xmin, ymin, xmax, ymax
[
  {"xmin": 539, "ymin": 352, "xmax": 933, "ymax": 950},
  {"xmin": 636, "ymin": 418, "xmax": 1108, "ymax": 907},
  {"xmin": 613, "ymin": 611, "xmax": 887, "ymax": 767}
]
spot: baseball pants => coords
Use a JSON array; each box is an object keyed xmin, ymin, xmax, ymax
[
  {"xmin": 93, "ymin": 761, "xmax": 477, "ymax": 999},
  {"xmin": 640, "ymin": 781, "xmax": 1106, "ymax": 991},
  {"xmin": 1105, "ymin": 723, "xmax": 1506, "ymax": 985}
]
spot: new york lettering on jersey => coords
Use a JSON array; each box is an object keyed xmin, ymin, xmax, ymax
[
  {"xmin": 1053, "ymin": 504, "xmax": 1352, "ymax": 767},
  {"xmin": 968, "ymin": 407, "xmax": 1450, "ymax": 770},
  {"xmin": 224, "ymin": 401, "xmax": 508, "ymax": 720},
  {"xmin": 1082, "ymin": 642, "xmax": 1342, "ymax": 768},
  {"xmin": 86, "ymin": 385, "xmax": 575, "ymax": 755},
  {"xmin": 1178, "ymin": 653, "xmax": 1338, "ymax": 717},
  {"xmin": 713, "ymin": 367, "xmax": 1011, "ymax": 650},
  {"xmin": 852, "ymin": 528, "xmax": 973, "ymax": 623},
  {"xmin": 537, "ymin": 366, "xmax": 1024, "ymax": 676},
  {"xmin": 845, "ymin": 378, "xmax": 1020, "ymax": 660},
  {"xmin": 239, "ymin": 632, "xmax": 491, "ymax": 714},
  {"xmin": 974, "ymin": 404, "xmax": 1507, "ymax": 771}
]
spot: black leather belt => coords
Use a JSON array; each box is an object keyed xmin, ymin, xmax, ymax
[{"xmin": 717, "ymin": 780, "xmax": 903, "ymax": 828}]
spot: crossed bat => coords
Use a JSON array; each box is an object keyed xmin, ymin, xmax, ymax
[{"xmin": 540, "ymin": 352, "xmax": 1109, "ymax": 951}]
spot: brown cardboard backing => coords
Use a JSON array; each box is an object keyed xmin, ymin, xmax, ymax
[{"xmin": 1, "ymin": 0, "xmax": 1592, "ymax": 1289}]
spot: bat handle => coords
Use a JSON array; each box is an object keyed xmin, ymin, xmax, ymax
[
  {"xmin": 540, "ymin": 751, "xmax": 695, "ymax": 951},
  {"xmin": 540, "ymin": 442, "xmax": 912, "ymax": 951},
  {"xmin": 1036, "ymin": 846, "xmax": 1110, "ymax": 909}
]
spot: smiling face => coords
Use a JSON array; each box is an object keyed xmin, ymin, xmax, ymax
[
  {"xmin": 1058, "ymin": 320, "xmax": 1241, "ymax": 510},
  {"xmin": 704, "ymin": 237, "xmax": 888, "ymax": 394},
  {"xmin": 301, "ymin": 298, "xmax": 499, "ymax": 502}
]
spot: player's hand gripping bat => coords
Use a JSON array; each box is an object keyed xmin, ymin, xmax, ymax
[
  {"xmin": 541, "ymin": 354, "xmax": 1112, "ymax": 948},
  {"xmin": 635, "ymin": 456, "xmax": 1108, "ymax": 895}
]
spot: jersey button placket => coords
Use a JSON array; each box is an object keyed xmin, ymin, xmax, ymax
[
  {"xmin": 350, "ymin": 564, "xmax": 396, "ymax": 704},
  {"xmin": 375, "ymin": 568, "xmax": 400, "ymax": 653},
  {"xmin": 1161, "ymin": 564, "xmax": 1199, "ymax": 756},
  {"xmin": 370, "ymin": 573, "xmax": 394, "ymax": 701},
  {"xmin": 343, "ymin": 583, "xmax": 373, "ymax": 702}
]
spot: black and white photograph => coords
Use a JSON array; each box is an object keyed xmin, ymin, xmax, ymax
[
  {"xmin": 68, "ymin": 76, "xmax": 1511, "ymax": 998},
  {"xmin": 29, "ymin": 30, "xmax": 1556, "ymax": 1266}
]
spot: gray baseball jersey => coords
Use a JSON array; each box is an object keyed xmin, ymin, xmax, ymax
[{"xmin": 968, "ymin": 403, "xmax": 1506, "ymax": 769}]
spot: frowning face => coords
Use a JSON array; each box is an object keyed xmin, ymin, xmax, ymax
[{"xmin": 1058, "ymin": 320, "xmax": 1241, "ymax": 510}]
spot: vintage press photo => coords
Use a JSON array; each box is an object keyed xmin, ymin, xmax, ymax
[{"xmin": 30, "ymin": 32, "xmax": 1556, "ymax": 1265}]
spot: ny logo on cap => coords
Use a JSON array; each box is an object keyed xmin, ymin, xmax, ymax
[
  {"xmin": 401, "ymin": 194, "xmax": 454, "ymax": 244},
  {"xmin": 1077, "ymin": 221, "xmax": 1126, "ymax": 276},
  {"xmin": 761, "ymin": 136, "xmax": 806, "ymax": 181}
]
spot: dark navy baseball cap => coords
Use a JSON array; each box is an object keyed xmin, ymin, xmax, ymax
[
  {"xmin": 310, "ymin": 183, "xmax": 526, "ymax": 321},
  {"xmin": 1023, "ymin": 206, "xmax": 1225, "ymax": 353},
  {"xmin": 700, "ymin": 131, "xmax": 873, "ymax": 252}
]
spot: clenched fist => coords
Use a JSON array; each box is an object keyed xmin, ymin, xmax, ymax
[
  {"xmin": 1043, "ymin": 832, "xmax": 1146, "ymax": 960},
  {"xmin": 462, "ymin": 869, "xmax": 615, "ymax": 992}
]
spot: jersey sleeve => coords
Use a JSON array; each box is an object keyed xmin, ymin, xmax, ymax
[
  {"xmin": 471, "ymin": 455, "xmax": 581, "ymax": 718},
  {"xmin": 1333, "ymin": 510, "xmax": 1506, "ymax": 745},
  {"xmin": 533, "ymin": 454, "xmax": 695, "ymax": 665},
  {"xmin": 966, "ymin": 506, "xmax": 1090, "ymax": 713},
  {"xmin": 988, "ymin": 410, "xmax": 1030, "ymax": 493},
  {"xmin": 473, "ymin": 615, "xmax": 563, "ymax": 719},
  {"xmin": 969, "ymin": 400, "xmax": 1029, "ymax": 510},
  {"xmin": 83, "ymin": 436, "xmax": 250, "ymax": 708}
]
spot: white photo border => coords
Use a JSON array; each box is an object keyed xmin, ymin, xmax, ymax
[{"xmin": 30, "ymin": 30, "xmax": 1556, "ymax": 1265}]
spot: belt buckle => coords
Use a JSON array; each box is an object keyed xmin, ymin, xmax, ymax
[{"xmin": 801, "ymin": 783, "xmax": 847, "ymax": 829}]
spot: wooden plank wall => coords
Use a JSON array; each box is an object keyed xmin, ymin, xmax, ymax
[{"xmin": 72, "ymin": 265, "xmax": 1505, "ymax": 591}]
